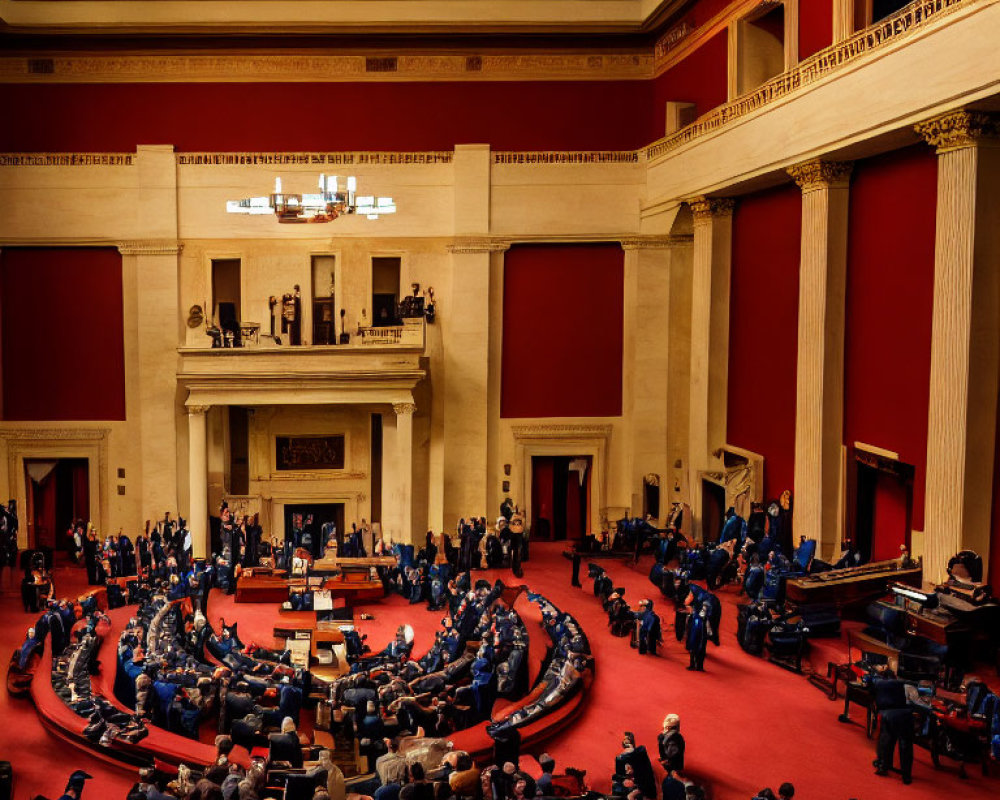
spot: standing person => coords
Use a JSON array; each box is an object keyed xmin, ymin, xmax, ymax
[
  {"xmin": 657, "ymin": 714, "xmax": 685, "ymax": 776},
  {"xmin": 56, "ymin": 770, "xmax": 92, "ymax": 800},
  {"xmin": 685, "ymin": 607, "xmax": 711, "ymax": 672},
  {"xmin": 873, "ymin": 680, "xmax": 916, "ymax": 784}
]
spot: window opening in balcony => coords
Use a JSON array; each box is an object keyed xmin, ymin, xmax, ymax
[
  {"xmin": 211, "ymin": 258, "xmax": 242, "ymax": 346},
  {"xmin": 736, "ymin": 2, "xmax": 785, "ymax": 96},
  {"xmin": 311, "ymin": 254, "xmax": 336, "ymax": 345},
  {"xmin": 372, "ymin": 256, "xmax": 401, "ymax": 327}
]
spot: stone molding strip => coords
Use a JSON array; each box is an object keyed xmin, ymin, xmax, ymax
[
  {"xmin": 118, "ymin": 240, "xmax": 183, "ymax": 256},
  {"xmin": 620, "ymin": 235, "xmax": 693, "ymax": 250},
  {"xmin": 447, "ymin": 238, "xmax": 512, "ymax": 255},
  {"xmin": 0, "ymin": 153, "xmax": 134, "ymax": 167},
  {"xmin": 0, "ymin": 52, "xmax": 653, "ymax": 84}
]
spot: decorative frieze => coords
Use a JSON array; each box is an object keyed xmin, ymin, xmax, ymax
[
  {"xmin": 620, "ymin": 235, "xmax": 693, "ymax": 250},
  {"xmin": 787, "ymin": 159, "xmax": 854, "ymax": 191},
  {"xmin": 687, "ymin": 197, "xmax": 735, "ymax": 220},
  {"xmin": 511, "ymin": 424, "xmax": 613, "ymax": 439},
  {"xmin": 915, "ymin": 110, "xmax": 1000, "ymax": 153},
  {"xmin": 447, "ymin": 238, "xmax": 511, "ymax": 255},
  {"xmin": 492, "ymin": 151, "xmax": 641, "ymax": 165},
  {"xmin": 177, "ymin": 152, "xmax": 453, "ymax": 166},
  {"xmin": 0, "ymin": 153, "xmax": 134, "ymax": 167},
  {"xmin": 0, "ymin": 51, "xmax": 652, "ymax": 84},
  {"xmin": 118, "ymin": 240, "xmax": 183, "ymax": 256},
  {"xmin": 0, "ymin": 427, "xmax": 111, "ymax": 441}
]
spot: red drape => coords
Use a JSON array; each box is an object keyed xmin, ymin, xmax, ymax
[
  {"xmin": 531, "ymin": 459, "xmax": 555, "ymax": 541},
  {"xmin": 871, "ymin": 472, "xmax": 909, "ymax": 562},
  {"xmin": 32, "ymin": 475, "xmax": 58, "ymax": 551},
  {"xmin": 71, "ymin": 461, "xmax": 90, "ymax": 524}
]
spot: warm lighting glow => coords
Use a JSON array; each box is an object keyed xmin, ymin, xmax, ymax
[{"xmin": 227, "ymin": 175, "xmax": 396, "ymax": 224}]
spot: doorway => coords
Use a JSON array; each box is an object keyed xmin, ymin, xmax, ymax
[
  {"xmin": 701, "ymin": 478, "xmax": 726, "ymax": 542},
  {"xmin": 531, "ymin": 456, "xmax": 591, "ymax": 541},
  {"xmin": 852, "ymin": 454, "xmax": 912, "ymax": 563},
  {"xmin": 25, "ymin": 458, "xmax": 89, "ymax": 552},
  {"xmin": 284, "ymin": 502, "xmax": 345, "ymax": 557}
]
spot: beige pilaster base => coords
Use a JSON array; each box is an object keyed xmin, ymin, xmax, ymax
[
  {"xmin": 788, "ymin": 160, "xmax": 852, "ymax": 560},
  {"xmin": 687, "ymin": 197, "xmax": 734, "ymax": 540},
  {"xmin": 917, "ymin": 110, "xmax": 1000, "ymax": 583},
  {"xmin": 394, "ymin": 402, "xmax": 416, "ymax": 544}
]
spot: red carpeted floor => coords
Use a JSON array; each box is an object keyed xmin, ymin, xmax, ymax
[{"xmin": 2, "ymin": 544, "xmax": 999, "ymax": 800}]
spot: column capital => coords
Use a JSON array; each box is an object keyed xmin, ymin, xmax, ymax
[
  {"xmin": 687, "ymin": 196, "xmax": 735, "ymax": 220},
  {"xmin": 915, "ymin": 110, "xmax": 1000, "ymax": 154},
  {"xmin": 620, "ymin": 235, "xmax": 693, "ymax": 250},
  {"xmin": 787, "ymin": 159, "xmax": 853, "ymax": 191},
  {"xmin": 446, "ymin": 237, "xmax": 511, "ymax": 254},
  {"xmin": 186, "ymin": 404, "xmax": 211, "ymax": 416},
  {"xmin": 393, "ymin": 402, "xmax": 417, "ymax": 416},
  {"xmin": 117, "ymin": 240, "xmax": 183, "ymax": 256}
]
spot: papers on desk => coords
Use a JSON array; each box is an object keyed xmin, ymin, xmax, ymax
[
  {"xmin": 314, "ymin": 589, "xmax": 333, "ymax": 611},
  {"xmin": 286, "ymin": 637, "xmax": 310, "ymax": 669}
]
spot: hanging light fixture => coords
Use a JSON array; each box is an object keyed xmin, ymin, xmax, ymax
[{"xmin": 226, "ymin": 175, "xmax": 396, "ymax": 224}]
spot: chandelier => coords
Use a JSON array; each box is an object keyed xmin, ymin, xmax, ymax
[{"xmin": 226, "ymin": 175, "xmax": 397, "ymax": 224}]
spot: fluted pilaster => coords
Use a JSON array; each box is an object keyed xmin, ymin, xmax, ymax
[
  {"xmin": 687, "ymin": 196, "xmax": 734, "ymax": 539},
  {"xmin": 789, "ymin": 160, "xmax": 852, "ymax": 559}
]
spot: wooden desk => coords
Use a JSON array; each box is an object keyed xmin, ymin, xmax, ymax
[
  {"xmin": 786, "ymin": 560, "xmax": 922, "ymax": 609},
  {"xmin": 312, "ymin": 555, "xmax": 396, "ymax": 574},
  {"xmin": 236, "ymin": 574, "xmax": 293, "ymax": 603}
]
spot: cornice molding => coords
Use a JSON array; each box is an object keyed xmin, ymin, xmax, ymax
[
  {"xmin": 687, "ymin": 196, "xmax": 735, "ymax": 220},
  {"xmin": 620, "ymin": 235, "xmax": 693, "ymax": 250},
  {"xmin": 0, "ymin": 153, "xmax": 135, "ymax": 167},
  {"xmin": 447, "ymin": 237, "xmax": 511, "ymax": 255},
  {"xmin": 915, "ymin": 110, "xmax": 1000, "ymax": 153},
  {"xmin": 492, "ymin": 151, "xmax": 641, "ymax": 166},
  {"xmin": 118, "ymin": 240, "xmax": 183, "ymax": 256},
  {"xmin": 177, "ymin": 151, "xmax": 453, "ymax": 166},
  {"xmin": 787, "ymin": 159, "xmax": 854, "ymax": 191}
]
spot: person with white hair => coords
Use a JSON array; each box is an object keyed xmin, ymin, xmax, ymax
[
  {"xmin": 657, "ymin": 713, "xmax": 685, "ymax": 776},
  {"xmin": 267, "ymin": 716, "xmax": 303, "ymax": 767}
]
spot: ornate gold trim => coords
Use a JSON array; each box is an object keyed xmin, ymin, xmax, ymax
[
  {"xmin": 687, "ymin": 197, "xmax": 735, "ymax": 220},
  {"xmin": 447, "ymin": 238, "xmax": 511, "ymax": 255},
  {"xmin": 186, "ymin": 405, "xmax": 212, "ymax": 416},
  {"xmin": 787, "ymin": 159, "xmax": 854, "ymax": 190},
  {"xmin": 118, "ymin": 240, "xmax": 183, "ymax": 256},
  {"xmin": 392, "ymin": 402, "xmax": 417, "ymax": 415},
  {"xmin": 620, "ymin": 235, "xmax": 693, "ymax": 250},
  {"xmin": 915, "ymin": 110, "xmax": 1000, "ymax": 153},
  {"xmin": 492, "ymin": 151, "xmax": 641, "ymax": 165},
  {"xmin": 511, "ymin": 424, "xmax": 613, "ymax": 439}
]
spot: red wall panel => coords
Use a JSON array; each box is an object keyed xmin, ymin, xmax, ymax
[
  {"xmin": 0, "ymin": 81, "xmax": 655, "ymax": 153},
  {"xmin": 501, "ymin": 243, "xmax": 624, "ymax": 418},
  {"xmin": 727, "ymin": 183, "xmax": 802, "ymax": 502},
  {"xmin": 1, "ymin": 248, "xmax": 126, "ymax": 421},
  {"xmin": 844, "ymin": 145, "xmax": 937, "ymax": 532},
  {"xmin": 653, "ymin": 30, "xmax": 730, "ymax": 125},
  {"xmin": 799, "ymin": 0, "xmax": 835, "ymax": 60}
]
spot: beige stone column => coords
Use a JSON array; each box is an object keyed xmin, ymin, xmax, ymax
[
  {"xmin": 187, "ymin": 405, "xmax": 210, "ymax": 559},
  {"xmin": 787, "ymin": 160, "xmax": 853, "ymax": 559},
  {"xmin": 394, "ymin": 402, "xmax": 416, "ymax": 545},
  {"xmin": 687, "ymin": 197, "xmax": 734, "ymax": 540},
  {"xmin": 917, "ymin": 111, "xmax": 1000, "ymax": 583},
  {"xmin": 833, "ymin": 0, "xmax": 855, "ymax": 42}
]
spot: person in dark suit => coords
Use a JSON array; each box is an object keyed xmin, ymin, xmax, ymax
[
  {"xmin": 614, "ymin": 732, "xmax": 657, "ymax": 800},
  {"xmin": 873, "ymin": 680, "xmax": 916, "ymax": 784},
  {"xmin": 269, "ymin": 716, "xmax": 303, "ymax": 767},
  {"xmin": 56, "ymin": 770, "xmax": 92, "ymax": 800}
]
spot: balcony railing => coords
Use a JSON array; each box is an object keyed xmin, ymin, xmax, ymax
[
  {"xmin": 645, "ymin": 0, "xmax": 975, "ymax": 161},
  {"xmin": 185, "ymin": 316, "xmax": 425, "ymax": 351}
]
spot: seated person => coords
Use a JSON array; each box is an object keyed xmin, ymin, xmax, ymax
[{"xmin": 268, "ymin": 716, "xmax": 304, "ymax": 768}]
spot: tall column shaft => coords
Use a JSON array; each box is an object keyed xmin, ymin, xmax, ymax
[
  {"xmin": 394, "ymin": 402, "xmax": 416, "ymax": 545},
  {"xmin": 917, "ymin": 111, "xmax": 1000, "ymax": 582},
  {"xmin": 789, "ymin": 160, "xmax": 853, "ymax": 559},
  {"xmin": 687, "ymin": 197, "xmax": 734, "ymax": 539},
  {"xmin": 187, "ymin": 405, "xmax": 209, "ymax": 559}
]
